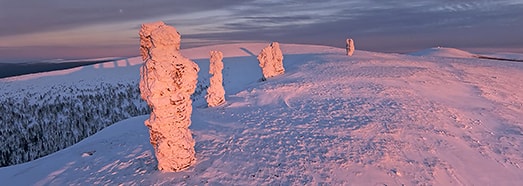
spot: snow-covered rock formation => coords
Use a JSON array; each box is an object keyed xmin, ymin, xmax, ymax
[
  {"xmin": 346, "ymin": 38, "xmax": 355, "ymax": 56},
  {"xmin": 138, "ymin": 21, "xmax": 199, "ymax": 172},
  {"xmin": 206, "ymin": 51, "xmax": 225, "ymax": 107},
  {"xmin": 257, "ymin": 42, "xmax": 285, "ymax": 80}
]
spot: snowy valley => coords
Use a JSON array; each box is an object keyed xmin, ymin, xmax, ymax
[{"xmin": 1, "ymin": 43, "xmax": 523, "ymax": 185}]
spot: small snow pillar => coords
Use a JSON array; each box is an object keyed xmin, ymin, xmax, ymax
[
  {"xmin": 257, "ymin": 42, "xmax": 285, "ymax": 80},
  {"xmin": 139, "ymin": 21, "xmax": 199, "ymax": 172},
  {"xmin": 206, "ymin": 51, "xmax": 225, "ymax": 107},
  {"xmin": 346, "ymin": 38, "xmax": 355, "ymax": 56}
]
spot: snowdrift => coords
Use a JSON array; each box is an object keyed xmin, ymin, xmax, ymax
[
  {"xmin": 1, "ymin": 43, "xmax": 523, "ymax": 185},
  {"xmin": 409, "ymin": 47, "xmax": 476, "ymax": 58}
]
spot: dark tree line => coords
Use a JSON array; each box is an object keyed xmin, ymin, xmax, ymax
[
  {"xmin": 0, "ymin": 81, "xmax": 150, "ymax": 167},
  {"xmin": 0, "ymin": 75, "xmax": 213, "ymax": 168}
]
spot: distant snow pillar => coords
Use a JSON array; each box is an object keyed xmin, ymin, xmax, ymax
[
  {"xmin": 257, "ymin": 42, "xmax": 285, "ymax": 80},
  {"xmin": 138, "ymin": 21, "xmax": 199, "ymax": 172},
  {"xmin": 346, "ymin": 38, "xmax": 355, "ymax": 56},
  {"xmin": 206, "ymin": 51, "xmax": 225, "ymax": 107}
]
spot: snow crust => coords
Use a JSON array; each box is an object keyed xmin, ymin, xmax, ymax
[
  {"xmin": 206, "ymin": 51, "xmax": 225, "ymax": 107},
  {"xmin": 1, "ymin": 43, "xmax": 523, "ymax": 185},
  {"xmin": 257, "ymin": 42, "xmax": 285, "ymax": 79},
  {"xmin": 139, "ymin": 21, "xmax": 199, "ymax": 172}
]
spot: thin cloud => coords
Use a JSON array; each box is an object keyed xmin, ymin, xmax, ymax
[
  {"xmin": 0, "ymin": 0, "xmax": 522, "ymax": 59},
  {"xmin": 184, "ymin": 0, "xmax": 523, "ymax": 51},
  {"xmin": 0, "ymin": 0, "xmax": 251, "ymax": 36}
]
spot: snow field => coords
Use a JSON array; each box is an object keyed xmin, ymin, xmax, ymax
[{"xmin": 0, "ymin": 43, "xmax": 522, "ymax": 185}]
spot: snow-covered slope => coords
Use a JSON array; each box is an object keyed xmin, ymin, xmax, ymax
[
  {"xmin": 409, "ymin": 47, "xmax": 476, "ymax": 58},
  {"xmin": 0, "ymin": 56, "xmax": 150, "ymax": 167},
  {"xmin": 1, "ymin": 43, "xmax": 523, "ymax": 185}
]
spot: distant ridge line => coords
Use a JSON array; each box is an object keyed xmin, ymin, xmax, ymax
[
  {"xmin": 0, "ymin": 58, "xmax": 127, "ymax": 79},
  {"xmin": 476, "ymin": 55, "xmax": 523, "ymax": 62}
]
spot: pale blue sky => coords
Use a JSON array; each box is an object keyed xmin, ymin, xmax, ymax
[{"xmin": 0, "ymin": 0, "xmax": 522, "ymax": 60}]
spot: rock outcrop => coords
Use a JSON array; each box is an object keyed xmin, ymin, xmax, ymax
[
  {"xmin": 206, "ymin": 51, "xmax": 225, "ymax": 107},
  {"xmin": 138, "ymin": 21, "xmax": 199, "ymax": 172},
  {"xmin": 346, "ymin": 38, "xmax": 355, "ymax": 56},
  {"xmin": 257, "ymin": 42, "xmax": 285, "ymax": 80}
]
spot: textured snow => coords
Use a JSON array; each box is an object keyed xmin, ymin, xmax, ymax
[
  {"xmin": 206, "ymin": 50, "xmax": 225, "ymax": 107},
  {"xmin": 257, "ymin": 42, "xmax": 285, "ymax": 79},
  {"xmin": 1, "ymin": 43, "xmax": 523, "ymax": 185},
  {"xmin": 139, "ymin": 21, "xmax": 199, "ymax": 172}
]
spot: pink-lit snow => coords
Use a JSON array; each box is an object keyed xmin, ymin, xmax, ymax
[{"xmin": 1, "ymin": 43, "xmax": 522, "ymax": 185}]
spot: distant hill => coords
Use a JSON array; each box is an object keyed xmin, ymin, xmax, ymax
[
  {"xmin": 408, "ymin": 47, "xmax": 476, "ymax": 58},
  {"xmin": 409, "ymin": 47, "xmax": 523, "ymax": 62},
  {"xmin": 0, "ymin": 57, "xmax": 127, "ymax": 79}
]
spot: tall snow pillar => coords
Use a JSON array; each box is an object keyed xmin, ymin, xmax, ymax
[
  {"xmin": 206, "ymin": 51, "xmax": 225, "ymax": 107},
  {"xmin": 257, "ymin": 42, "xmax": 285, "ymax": 80},
  {"xmin": 138, "ymin": 21, "xmax": 199, "ymax": 172},
  {"xmin": 346, "ymin": 38, "xmax": 355, "ymax": 56}
]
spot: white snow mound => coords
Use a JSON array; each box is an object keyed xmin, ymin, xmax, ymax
[{"xmin": 409, "ymin": 47, "xmax": 476, "ymax": 58}]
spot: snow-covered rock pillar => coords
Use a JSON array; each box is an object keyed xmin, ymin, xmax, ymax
[
  {"xmin": 257, "ymin": 42, "xmax": 285, "ymax": 80},
  {"xmin": 206, "ymin": 51, "xmax": 225, "ymax": 107},
  {"xmin": 346, "ymin": 38, "xmax": 355, "ymax": 56},
  {"xmin": 138, "ymin": 21, "xmax": 199, "ymax": 172}
]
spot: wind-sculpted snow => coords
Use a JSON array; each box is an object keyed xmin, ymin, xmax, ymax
[
  {"xmin": 1, "ymin": 43, "xmax": 522, "ymax": 185},
  {"xmin": 346, "ymin": 38, "xmax": 355, "ymax": 56},
  {"xmin": 206, "ymin": 51, "xmax": 225, "ymax": 107},
  {"xmin": 139, "ymin": 21, "xmax": 199, "ymax": 172},
  {"xmin": 257, "ymin": 42, "xmax": 285, "ymax": 80}
]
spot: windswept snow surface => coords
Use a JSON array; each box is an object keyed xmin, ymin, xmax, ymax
[{"xmin": 1, "ymin": 43, "xmax": 523, "ymax": 185}]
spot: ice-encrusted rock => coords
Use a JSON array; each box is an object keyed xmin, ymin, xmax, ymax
[
  {"xmin": 346, "ymin": 38, "xmax": 355, "ymax": 56},
  {"xmin": 257, "ymin": 42, "xmax": 285, "ymax": 80},
  {"xmin": 206, "ymin": 51, "xmax": 225, "ymax": 107},
  {"xmin": 138, "ymin": 21, "xmax": 199, "ymax": 172}
]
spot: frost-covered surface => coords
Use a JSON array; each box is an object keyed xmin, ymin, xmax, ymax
[
  {"xmin": 139, "ymin": 22, "xmax": 199, "ymax": 171},
  {"xmin": 0, "ymin": 43, "xmax": 267, "ymax": 167},
  {"xmin": 0, "ymin": 57, "xmax": 149, "ymax": 167},
  {"xmin": 346, "ymin": 38, "xmax": 355, "ymax": 56},
  {"xmin": 257, "ymin": 42, "xmax": 285, "ymax": 79},
  {"xmin": 1, "ymin": 43, "xmax": 523, "ymax": 185},
  {"xmin": 206, "ymin": 51, "xmax": 225, "ymax": 107}
]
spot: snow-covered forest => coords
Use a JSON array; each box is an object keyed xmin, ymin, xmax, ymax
[
  {"xmin": 0, "ymin": 81, "xmax": 149, "ymax": 166},
  {"xmin": 0, "ymin": 54, "xmax": 216, "ymax": 167}
]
